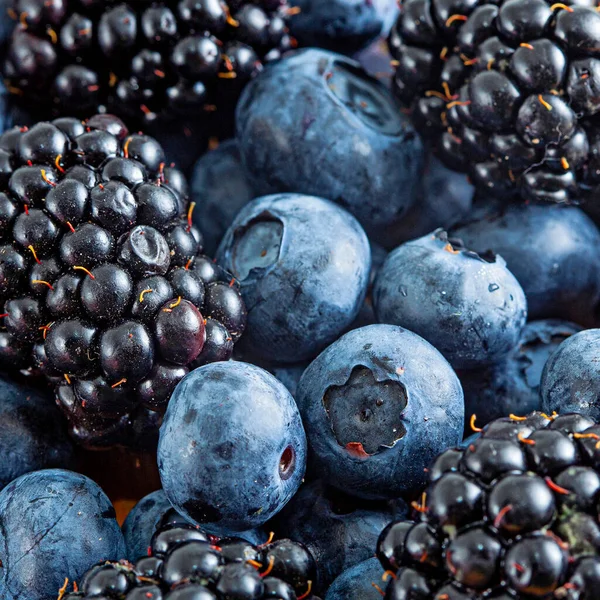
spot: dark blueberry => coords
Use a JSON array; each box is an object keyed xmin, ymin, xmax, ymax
[
  {"xmin": 46, "ymin": 273, "xmax": 82, "ymax": 318},
  {"xmin": 516, "ymin": 94, "xmax": 577, "ymax": 148},
  {"xmin": 296, "ymin": 324, "xmax": 463, "ymax": 499},
  {"xmin": 554, "ymin": 6, "xmax": 600, "ymax": 58},
  {"xmin": 496, "ymin": 0, "xmax": 552, "ymax": 42},
  {"xmin": 261, "ymin": 539, "xmax": 316, "ymax": 592},
  {"xmin": 122, "ymin": 135, "xmax": 165, "ymax": 174},
  {"xmin": 151, "ymin": 525, "xmax": 208, "ymax": 557},
  {"xmin": 0, "ymin": 245, "xmax": 28, "ymax": 298},
  {"xmin": 429, "ymin": 448, "xmax": 464, "ymax": 483},
  {"xmin": 462, "ymin": 438, "xmax": 527, "ymax": 484},
  {"xmin": 28, "ymin": 256, "xmax": 61, "ymax": 297},
  {"xmin": 509, "ymin": 39, "xmax": 566, "ymax": 92},
  {"xmin": 12, "ymin": 209, "xmax": 59, "ymax": 257},
  {"xmin": 135, "ymin": 183, "xmax": 180, "ymax": 231},
  {"xmin": 81, "ymin": 563, "xmax": 135, "ymax": 596},
  {"xmin": 73, "ymin": 375, "xmax": 135, "ymax": 416},
  {"xmin": 4, "ymin": 297, "xmax": 43, "ymax": 342},
  {"xmin": 567, "ymin": 58, "xmax": 600, "ymax": 116},
  {"xmin": 403, "ymin": 522, "xmax": 443, "ymax": 570},
  {"xmin": 554, "ymin": 466, "xmax": 600, "ymax": 511},
  {"xmin": 468, "ymin": 70, "xmax": 520, "ymax": 131},
  {"xmin": 158, "ymin": 362, "xmax": 306, "ymax": 533},
  {"xmin": 377, "ymin": 521, "xmax": 414, "ymax": 572},
  {"xmin": 384, "ymin": 568, "xmax": 430, "ymax": 600},
  {"xmin": 73, "ymin": 130, "xmax": 120, "ymax": 168},
  {"xmin": 101, "ymin": 158, "xmax": 146, "ymax": 188},
  {"xmin": 215, "ymin": 562, "xmax": 264, "ymax": 599},
  {"xmin": 428, "ymin": 473, "xmax": 483, "ymax": 528},
  {"xmin": 18, "ymin": 122, "xmax": 67, "ymax": 165},
  {"xmin": 161, "ymin": 542, "xmax": 222, "ymax": 586},
  {"xmin": 165, "ymin": 224, "xmax": 201, "ymax": 266}
]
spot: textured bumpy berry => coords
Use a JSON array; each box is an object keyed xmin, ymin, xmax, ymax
[
  {"xmin": 62, "ymin": 510, "xmax": 317, "ymax": 600},
  {"xmin": 377, "ymin": 411, "xmax": 600, "ymax": 599},
  {"xmin": 389, "ymin": 0, "xmax": 600, "ymax": 204},
  {"xmin": 4, "ymin": 0, "xmax": 292, "ymax": 123},
  {"xmin": 0, "ymin": 113, "xmax": 246, "ymax": 449}
]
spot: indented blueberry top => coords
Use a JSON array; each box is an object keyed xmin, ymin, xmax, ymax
[
  {"xmin": 232, "ymin": 218, "xmax": 284, "ymax": 281},
  {"xmin": 326, "ymin": 61, "xmax": 404, "ymax": 136}
]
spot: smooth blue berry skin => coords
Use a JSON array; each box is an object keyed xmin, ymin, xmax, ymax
[
  {"xmin": 373, "ymin": 230, "xmax": 528, "ymax": 370},
  {"xmin": 296, "ymin": 324, "xmax": 464, "ymax": 499},
  {"xmin": 272, "ymin": 480, "xmax": 406, "ymax": 593},
  {"xmin": 0, "ymin": 376, "xmax": 74, "ymax": 490},
  {"xmin": 453, "ymin": 202, "xmax": 600, "ymax": 326},
  {"xmin": 461, "ymin": 320, "xmax": 582, "ymax": 431},
  {"xmin": 158, "ymin": 361, "xmax": 307, "ymax": 534},
  {"xmin": 235, "ymin": 49, "xmax": 424, "ymax": 247},
  {"xmin": 386, "ymin": 154, "xmax": 474, "ymax": 247},
  {"xmin": 0, "ymin": 469, "xmax": 125, "ymax": 600},
  {"xmin": 122, "ymin": 489, "xmax": 267, "ymax": 562},
  {"xmin": 217, "ymin": 193, "xmax": 371, "ymax": 364},
  {"xmin": 289, "ymin": 0, "xmax": 399, "ymax": 54},
  {"xmin": 190, "ymin": 140, "xmax": 256, "ymax": 255},
  {"xmin": 541, "ymin": 329, "xmax": 600, "ymax": 420},
  {"xmin": 325, "ymin": 557, "xmax": 384, "ymax": 600}
]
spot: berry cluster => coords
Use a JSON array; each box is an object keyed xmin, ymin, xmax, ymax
[
  {"xmin": 377, "ymin": 411, "xmax": 600, "ymax": 599},
  {"xmin": 4, "ymin": 0, "xmax": 293, "ymax": 123},
  {"xmin": 0, "ymin": 113, "xmax": 246, "ymax": 448},
  {"xmin": 65, "ymin": 510, "xmax": 317, "ymax": 600},
  {"xmin": 389, "ymin": 0, "xmax": 600, "ymax": 203}
]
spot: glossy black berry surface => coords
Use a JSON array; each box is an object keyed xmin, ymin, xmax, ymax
[
  {"xmin": 0, "ymin": 113, "xmax": 245, "ymax": 449},
  {"xmin": 389, "ymin": 0, "xmax": 600, "ymax": 203}
]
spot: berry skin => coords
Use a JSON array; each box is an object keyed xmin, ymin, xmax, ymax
[
  {"xmin": 62, "ymin": 510, "xmax": 316, "ymax": 600},
  {"xmin": 4, "ymin": 0, "xmax": 293, "ymax": 125},
  {"xmin": 296, "ymin": 324, "xmax": 464, "ymax": 500},
  {"xmin": 388, "ymin": 0, "xmax": 600, "ymax": 204},
  {"xmin": 373, "ymin": 229, "xmax": 527, "ymax": 370},
  {"xmin": 377, "ymin": 411, "xmax": 600, "ymax": 599},
  {"xmin": 0, "ymin": 113, "xmax": 245, "ymax": 449},
  {"xmin": 158, "ymin": 361, "xmax": 307, "ymax": 533}
]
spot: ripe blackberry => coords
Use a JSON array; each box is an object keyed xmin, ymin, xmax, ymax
[
  {"xmin": 0, "ymin": 113, "xmax": 246, "ymax": 449},
  {"xmin": 377, "ymin": 411, "xmax": 600, "ymax": 599},
  {"xmin": 389, "ymin": 0, "xmax": 600, "ymax": 204},
  {"xmin": 3, "ymin": 0, "xmax": 293, "ymax": 124},
  {"xmin": 61, "ymin": 521, "xmax": 317, "ymax": 600}
]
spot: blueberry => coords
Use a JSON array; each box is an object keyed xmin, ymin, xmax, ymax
[
  {"xmin": 385, "ymin": 154, "xmax": 474, "ymax": 247},
  {"xmin": 0, "ymin": 376, "xmax": 74, "ymax": 489},
  {"xmin": 158, "ymin": 361, "xmax": 307, "ymax": 533},
  {"xmin": 190, "ymin": 140, "xmax": 256, "ymax": 255},
  {"xmin": 288, "ymin": 0, "xmax": 399, "ymax": 54},
  {"xmin": 235, "ymin": 49, "xmax": 424, "ymax": 246},
  {"xmin": 217, "ymin": 193, "xmax": 371, "ymax": 363},
  {"xmin": 461, "ymin": 320, "xmax": 582, "ymax": 430},
  {"xmin": 541, "ymin": 329, "xmax": 600, "ymax": 420},
  {"xmin": 452, "ymin": 201, "xmax": 600, "ymax": 326},
  {"xmin": 373, "ymin": 230, "xmax": 527, "ymax": 370},
  {"xmin": 296, "ymin": 324, "xmax": 464, "ymax": 499},
  {"xmin": 272, "ymin": 480, "xmax": 405, "ymax": 593},
  {"xmin": 0, "ymin": 469, "xmax": 125, "ymax": 599},
  {"xmin": 325, "ymin": 557, "xmax": 384, "ymax": 600}
]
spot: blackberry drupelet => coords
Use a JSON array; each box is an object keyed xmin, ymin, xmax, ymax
[
  {"xmin": 61, "ymin": 519, "xmax": 317, "ymax": 600},
  {"xmin": 3, "ymin": 0, "xmax": 293, "ymax": 124},
  {"xmin": 377, "ymin": 411, "xmax": 600, "ymax": 599},
  {"xmin": 0, "ymin": 113, "xmax": 246, "ymax": 449},
  {"xmin": 389, "ymin": 0, "xmax": 600, "ymax": 203}
]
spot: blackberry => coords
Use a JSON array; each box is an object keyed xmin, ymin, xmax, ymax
[
  {"xmin": 0, "ymin": 113, "xmax": 246, "ymax": 449},
  {"xmin": 377, "ymin": 411, "xmax": 600, "ymax": 599},
  {"xmin": 62, "ymin": 521, "xmax": 317, "ymax": 600},
  {"xmin": 389, "ymin": 0, "xmax": 600, "ymax": 203},
  {"xmin": 3, "ymin": 0, "xmax": 293, "ymax": 124}
]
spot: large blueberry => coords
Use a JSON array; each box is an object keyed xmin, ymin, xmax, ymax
[
  {"xmin": 216, "ymin": 193, "xmax": 371, "ymax": 363},
  {"xmin": 122, "ymin": 489, "xmax": 267, "ymax": 561},
  {"xmin": 235, "ymin": 49, "xmax": 424, "ymax": 247},
  {"xmin": 461, "ymin": 320, "xmax": 582, "ymax": 431},
  {"xmin": 158, "ymin": 361, "xmax": 307, "ymax": 533},
  {"xmin": 0, "ymin": 469, "xmax": 125, "ymax": 600},
  {"xmin": 373, "ymin": 230, "xmax": 527, "ymax": 370},
  {"xmin": 453, "ymin": 202, "xmax": 600, "ymax": 326},
  {"xmin": 0, "ymin": 375, "xmax": 74, "ymax": 489},
  {"xmin": 541, "ymin": 329, "xmax": 600, "ymax": 420},
  {"xmin": 289, "ymin": 0, "xmax": 400, "ymax": 54},
  {"xmin": 384, "ymin": 154, "xmax": 474, "ymax": 247},
  {"xmin": 190, "ymin": 140, "xmax": 256, "ymax": 254},
  {"xmin": 296, "ymin": 324, "xmax": 464, "ymax": 499},
  {"xmin": 325, "ymin": 557, "xmax": 384, "ymax": 600},
  {"xmin": 272, "ymin": 480, "xmax": 405, "ymax": 593}
]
